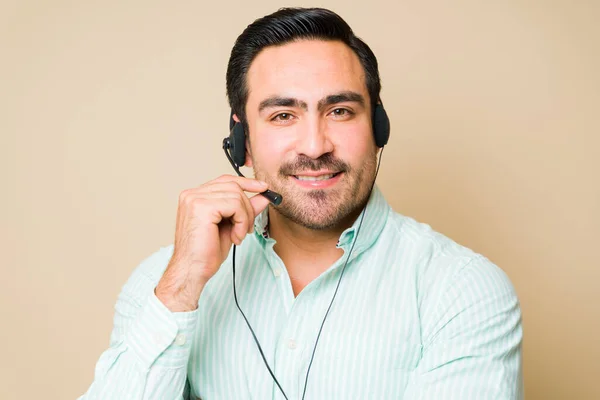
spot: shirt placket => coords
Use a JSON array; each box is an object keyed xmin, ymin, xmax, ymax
[
  {"xmin": 257, "ymin": 225, "xmax": 360, "ymax": 400},
  {"xmin": 262, "ymin": 247, "xmax": 299, "ymax": 400}
]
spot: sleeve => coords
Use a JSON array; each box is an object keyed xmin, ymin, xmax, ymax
[
  {"xmin": 78, "ymin": 246, "xmax": 199, "ymax": 400},
  {"xmin": 403, "ymin": 256, "xmax": 524, "ymax": 400}
]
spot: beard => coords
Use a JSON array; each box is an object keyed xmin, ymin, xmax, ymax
[{"xmin": 253, "ymin": 151, "xmax": 378, "ymax": 230}]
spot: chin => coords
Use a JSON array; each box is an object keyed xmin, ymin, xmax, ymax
[{"xmin": 276, "ymin": 190, "xmax": 364, "ymax": 231}]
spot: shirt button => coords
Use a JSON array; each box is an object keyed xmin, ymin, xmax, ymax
[
  {"xmin": 175, "ymin": 334, "xmax": 186, "ymax": 346},
  {"xmin": 288, "ymin": 339, "xmax": 297, "ymax": 350},
  {"xmin": 273, "ymin": 267, "xmax": 282, "ymax": 277}
]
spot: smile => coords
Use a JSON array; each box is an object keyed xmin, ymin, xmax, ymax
[
  {"xmin": 294, "ymin": 173, "xmax": 339, "ymax": 181},
  {"xmin": 291, "ymin": 171, "xmax": 343, "ymax": 189}
]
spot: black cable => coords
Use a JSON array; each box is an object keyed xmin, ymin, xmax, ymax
[
  {"xmin": 232, "ymin": 245, "xmax": 289, "ymax": 400},
  {"xmin": 232, "ymin": 148, "xmax": 384, "ymax": 400}
]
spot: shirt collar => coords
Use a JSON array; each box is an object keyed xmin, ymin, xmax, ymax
[{"xmin": 253, "ymin": 185, "xmax": 390, "ymax": 256}]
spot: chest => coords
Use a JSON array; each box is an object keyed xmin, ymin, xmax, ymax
[{"xmin": 187, "ymin": 250, "xmax": 422, "ymax": 400}]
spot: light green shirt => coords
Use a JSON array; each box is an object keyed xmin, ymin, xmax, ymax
[{"xmin": 80, "ymin": 186, "xmax": 523, "ymax": 399}]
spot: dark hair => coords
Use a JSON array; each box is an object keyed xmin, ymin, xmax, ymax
[{"xmin": 226, "ymin": 7, "xmax": 381, "ymax": 128}]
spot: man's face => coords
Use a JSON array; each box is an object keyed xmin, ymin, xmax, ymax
[{"xmin": 243, "ymin": 39, "xmax": 378, "ymax": 230}]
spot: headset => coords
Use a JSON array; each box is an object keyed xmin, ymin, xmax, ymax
[{"xmin": 222, "ymin": 102, "xmax": 390, "ymax": 399}]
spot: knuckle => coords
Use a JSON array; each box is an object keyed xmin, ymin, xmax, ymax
[
  {"xmin": 231, "ymin": 196, "xmax": 246, "ymax": 212},
  {"xmin": 190, "ymin": 197, "xmax": 205, "ymax": 211},
  {"xmin": 229, "ymin": 196, "xmax": 245, "ymax": 210},
  {"xmin": 179, "ymin": 189, "xmax": 191, "ymax": 203},
  {"xmin": 234, "ymin": 189, "xmax": 244, "ymax": 200},
  {"xmin": 237, "ymin": 195, "xmax": 250, "ymax": 211},
  {"xmin": 225, "ymin": 181, "xmax": 242, "ymax": 192}
]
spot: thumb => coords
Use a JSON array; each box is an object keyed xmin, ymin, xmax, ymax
[{"xmin": 250, "ymin": 192, "xmax": 272, "ymax": 216}]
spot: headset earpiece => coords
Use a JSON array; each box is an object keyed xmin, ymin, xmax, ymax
[
  {"xmin": 229, "ymin": 123, "xmax": 247, "ymax": 167},
  {"xmin": 372, "ymin": 103, "xmax": 390, "ymax": 148},
  {"xmin": 227, "ymin": 112, "xmax": 247, "ymax": 167}
]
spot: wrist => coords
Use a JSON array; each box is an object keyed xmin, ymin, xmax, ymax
[
  {"xmin": 155, "ymin": 256, "xmax": 212, "ymax": 312},
  {"xmin": 155, "ymin": 279, "xmax": 206, "ymax": 312},
  {"xmin": 154, "ymin": 287, "xmax": 198, "ymax": 312}
]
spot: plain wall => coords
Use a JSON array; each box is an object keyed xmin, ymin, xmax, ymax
[{"xmin": 1, "ymin": 1, "xmax": 599, "ymax": 399}]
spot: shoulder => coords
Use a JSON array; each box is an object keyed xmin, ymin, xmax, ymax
[
  {"xmin": 382, "ymin": 211, "xmax": 518, "ymax": 309},
  {"xmin": 381, "ymin": 211, "xmax": 520, "ymax": 344}
]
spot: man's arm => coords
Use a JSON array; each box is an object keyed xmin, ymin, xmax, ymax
[
  {"xmin": 79, "ymin": 176, "xmax": 271, "ymax": 399},
  {"xmin": 78, "ymin": 247, "xmax": 198, "ymax": 400},
  {"xmin": 403, "ymin": 256, "xmax": 523, "ymax": 399}
]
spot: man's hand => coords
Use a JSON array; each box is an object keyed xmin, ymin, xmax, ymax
[{"xmin": 155, "ymin": 175, "xmax": 271, "ymax": 312}]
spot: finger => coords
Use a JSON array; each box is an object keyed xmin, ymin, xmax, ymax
[
  {"xmin": 227, "ymin": 197, "xmax": 253, "ymax": 245},
  {"xmin": 209, "ymin": 175, "xmax": 268, "ymax": 193},
  {"xmin": 184, "ymin": 188, "xmax": 253, "ymax": 220},
  {"xmin": 228, "ymin": 187, "xmax": 255, "ymax": 235},
  {"xmin": 250, "ymin": 192, "xmax": 272, "ymax": 216},
  {"xmin": 242, "ymin": 191, "xmax": 256, "ymax": 234},
  {"xmin": 196, "ymin": 183, "xmax": 255, "ymax": 233},
  {"xmin": 210, "ymin": 196, "xmax": 251, "ymax": 245}
]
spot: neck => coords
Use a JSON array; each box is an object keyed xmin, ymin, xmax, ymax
[
  {"xmin": 267, "ymin": 205, "xmax": 363, "ymax": 296},
  {"xmin": 268, "ymin": 207, "xmax": 359, "ymax": 254}
]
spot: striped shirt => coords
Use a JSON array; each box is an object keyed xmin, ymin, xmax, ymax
[{"xmin": 79, "ymin": 186, "xmax": 523, "ymax": 399}]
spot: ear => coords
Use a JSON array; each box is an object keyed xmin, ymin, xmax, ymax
[{"xmin": 232, "ymin": 114, "xmax": 241, "ymax": 123}]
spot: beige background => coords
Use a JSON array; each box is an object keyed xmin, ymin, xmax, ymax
[{"xmin": 1, "ymin": 0, "xmax": 598, "ymax": 399}]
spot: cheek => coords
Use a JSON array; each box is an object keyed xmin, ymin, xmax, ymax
[
  {"xmin": 251, "ymin": 133, "xmax": 294, "ymax": 172},
  {"xmin": 331, "ymin": 123, "xmax": 375, "ymax": 160}
]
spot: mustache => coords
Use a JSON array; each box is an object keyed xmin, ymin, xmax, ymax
[{"xmin": 279, "ymin": 154, "xmax": 350, "ymax": 176}]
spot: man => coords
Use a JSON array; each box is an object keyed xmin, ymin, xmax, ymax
[{"xmin": 80, "ymin": 7, "xmax": 522, "ymax": 400}]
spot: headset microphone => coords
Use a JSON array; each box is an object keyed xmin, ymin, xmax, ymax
[{"xmin": 222, "ymin": 136, "xmax": 283, "ymax": 206}]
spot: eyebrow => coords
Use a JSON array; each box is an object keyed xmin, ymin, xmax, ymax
[
  {"xmin": 317, "ymin": 91, "xmax": 365, "ymax": 112},
  {"xmin": 257, "ymin": 91, "xmax": 366, "ymax": 114},
  {"xmin": 258, "ymin": 97, "xmax": 308, "ymax": 113}
]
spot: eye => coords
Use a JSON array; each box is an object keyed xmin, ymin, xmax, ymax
[
  {"xmin": 330, "ymin": 108, "xmax": 354, "ymax": 118},
  {"xmin": 272, "ymin": 113, "xmax": 294, "ymax": 123}
]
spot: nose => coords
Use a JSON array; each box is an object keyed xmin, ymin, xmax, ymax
[{"xmin": 294, "ymin": 116, "xmax": 334, "ymax": 159}]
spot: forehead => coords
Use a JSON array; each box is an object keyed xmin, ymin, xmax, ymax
[{"xmin": 246, "ymin": 40, "xmax": 367, "ymax": 107}]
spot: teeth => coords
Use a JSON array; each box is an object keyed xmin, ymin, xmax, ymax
[{"xmin": 296, "ymin": 173, "xmax": 336, "ymax": 181}]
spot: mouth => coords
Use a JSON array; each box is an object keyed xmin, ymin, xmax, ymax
[
  {"xmin": 290, "ymin": 171, "xmax": 343, "ymax": 188},
  {"xmin": 294, "ymin": 172, "xmax": 341, "ymax": 181}
]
